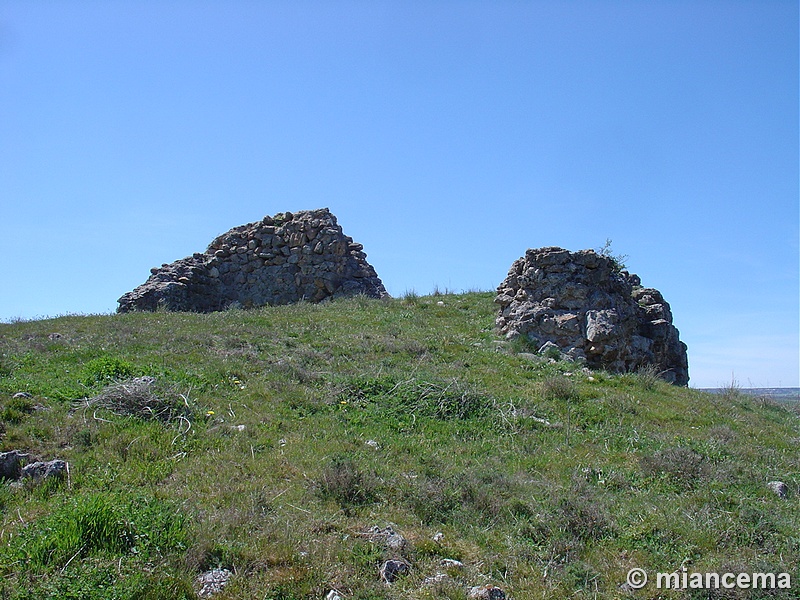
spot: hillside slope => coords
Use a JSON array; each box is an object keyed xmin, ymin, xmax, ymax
[{"xmin": 1, "ymin": 293, "xmax": 798, "ymax": 599}]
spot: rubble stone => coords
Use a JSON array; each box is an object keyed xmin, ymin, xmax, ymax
[
  {"xmin": 496, "ymin": 247, "xmax": 688, "ymax": 385},
  {"xmin": 118, "ymin": 208, "xmax": 388, "ymax": 313}
]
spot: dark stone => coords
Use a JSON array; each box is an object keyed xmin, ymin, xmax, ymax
[
  {"xmin": 379, "ymin": 559, "xmax": 409, "ymax": 583},
  {"xmin": 0, "ymin": 451, "xmax": 26, "ymax": 481}
]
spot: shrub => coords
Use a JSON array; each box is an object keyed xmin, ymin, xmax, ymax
[
  {"xmin": 542, "ymin": 376, "xmax": 577, "ymax": 402},
  {"xmin": 404, "ymin": 475, "xmax": 460, "ymax": 524},
  {"xmin": 557, "ymin": 496, "xmax": 612, "ymax": 542},
  {"xmin": 639, "ymin": 447, "xmax": 710, "ymax": 489},
  {"xmin": 340, "ymin": 376, "xmax": 493, "ymax": 421},
  {"xmin": 81, "ymin": 356, "xmax": 136, "ymax": 388},
  {"xmin": 1, "ymin": 395, "xmax": 35, "ymax": 424},
  {"xmin": 597, "ymin": 239, "xmax": 629, "ymax": 273},
  {"xmin": 316, "ymin": 456, "xmax": 378, "ymax": 510}
]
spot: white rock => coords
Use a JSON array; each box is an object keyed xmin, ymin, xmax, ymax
[
  {"xmin": 196, "ymin": 568, "xmax": 233, "ymax": 598},
  {"xmin": 468, "ymin": 584, "xmax": 506, "ymax": 599},
  {"xmin": 768, "ymin": 480, "xmax": 789, "ymax": 498},
  {"xmin": 440, "ymin": 558, "xmax": 465, "ymax": 568}
]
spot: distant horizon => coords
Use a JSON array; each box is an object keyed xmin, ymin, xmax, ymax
[{"xmin": 696, "ymin": 386, "xmax": 800, "ymax": 390}]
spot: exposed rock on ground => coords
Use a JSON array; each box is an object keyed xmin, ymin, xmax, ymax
[
  {"xmin": 468, "ymin": 584, "xmax": 507, "ymax": 599},
  {"xmin": 0, "ymin": 451, "xmax": 66, "ymax": 485},
  {"xmin": 0, "ymin": 450, "xmax": 27, "ymax": 481},
  {"xmin": 195, "ymin": 568, "xmax": 233, "ymax": 598},
  {"xmin": 21, "ymin": 459, "xmax": 67, "ymax": 482},
  {"xmin": 362, "ymin": 525, "xmax": 407, "ymax": 552},
  {"xmin": 379, "ymin": 559, "xmax": 410, "ymax": 584},
  {"xmin": 118, "ymin": 208, "xmax": 388, "ymax": 313},
  {"xmin": 768, "ymin": 481, "xmax": 789, "ymax": 499},
  {"xmin": 496, "ymin": 247, "xmax": 688, "ymax": 385}
]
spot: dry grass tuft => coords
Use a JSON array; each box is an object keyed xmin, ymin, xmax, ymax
[{"xmin": 82, "ymin": 376, "xmax": 193, "ymax": 423}]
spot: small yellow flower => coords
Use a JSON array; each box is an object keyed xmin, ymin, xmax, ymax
[{"xmin": 206, "ymin": 410, "xmax": 215, "ymax": 416}]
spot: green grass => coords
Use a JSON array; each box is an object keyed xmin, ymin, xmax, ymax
[{"xmin": 0, "ymin": 292, "xmax": 798, "ymax": 599}]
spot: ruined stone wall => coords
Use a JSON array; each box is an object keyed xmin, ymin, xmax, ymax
[
  {"xmin": 117, "ymin": 208, "xmax": 388, "ymax": 313},
  {"xmin": 495, "ymin": 247, "xmax": 689, "ymax": 385}
]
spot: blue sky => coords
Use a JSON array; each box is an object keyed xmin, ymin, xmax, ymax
[{"xmin": 1, "ymin": 1, "xmax": 797, "ymax": 388}]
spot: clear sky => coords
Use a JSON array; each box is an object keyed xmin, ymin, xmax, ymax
[{"xmin": 1, "ymin": 1, "xmax": 797, "ymax": 389}]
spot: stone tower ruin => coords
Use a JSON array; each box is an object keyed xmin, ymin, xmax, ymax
[{"xmin": 117, "ymin": 208, "xmax": 388, "ymax": 313}]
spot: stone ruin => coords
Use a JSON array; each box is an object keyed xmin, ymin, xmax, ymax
[
  {"xmin": 117, "ymin": 208, "xmax": 388, "ymax": 313},
  {"xmin": 495, "ymin": 247, "xmax": 689, "ymax": 385}
]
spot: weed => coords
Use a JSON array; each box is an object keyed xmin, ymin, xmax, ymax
[
  {"xmin": 541, "ymin": 375, "xmax": 578, "ymax": 402},
  {"xmin": 458, "ymin": 468, "xmax": 516, "ymax": 522},
  {"xmin": 129, "ymin": 575, "xmax": 197, "ymax": 600},
  {"xmin": 596, "ymin": 238, "xmax": 629, "ymax": 272},
  {"xmin": 633, "ymin": 364, "xmax": 664, "ymax": 390},
  {"xmin": 564, "ymin": 561, "xmax": 600, "ymax": 592},
  {"xmin": 718, "ymin": 375, "xmax": 743, "ymax": 401},
  {"xmin": 541, "ymin": 344, "xmax": 562, "ymax": 360},
  {"xmin": 407, "ymin": 380, "xmax": 493, "ymax": 420},
  {"xmin": 639, "ymin": 446, "xmax": 710, "ymax": 489},
  {"xmin": 555, "ymin": 482, "xmax": 613, "ymax": 543},
  {"xmin": 1, "ymin": 395, "xmax": 36, "ymax": 424},
  {"xmin": 8, "ymin": 494, "xmax": 135, "ymax": 568},
  {"xmin": 404, "ymin": 475, "xmax": 460, "ymax": 524},
  {"xmin": 340, "ymin": 375, "xmax": 493, "ymax": 420},
  {"xmin": 0, "ymin": 491, "xmax": 188, "ymax": 598},
  {"xmin": 402, "ymin": 289, "xmax": 420, "ymax": 305},
  {"xmin": 74, "ymin": 428, "xmax": 95, "ymax": 448},
  {"xmin": 81, "ymin": 356, "xmax": 137, "ymax": 388},
  {"xmin": 315, "ymin": 455, "xmax": 379, "ymax": 510},
  {"xmin": 508, "ymin": 334, "xmax": 539, "ymax": 354}
]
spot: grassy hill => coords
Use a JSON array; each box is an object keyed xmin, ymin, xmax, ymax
[{"xmin": 0, "ymin": 292, "xmax": 798, "ymax": 599}]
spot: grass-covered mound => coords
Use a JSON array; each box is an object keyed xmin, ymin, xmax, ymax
[{"xmin": 0, "ymin": 293, "xmax": 797, "ymax": 599}]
